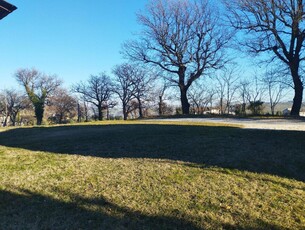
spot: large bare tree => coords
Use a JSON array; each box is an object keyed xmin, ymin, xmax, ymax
[
  {"xmin": 224, "ymin": 0, "xmax": 305, "ymax": 116},
  {"xmin": 123, "ymin": 0, "xmax": 229, "ymax": 114},
  {"xmin": 15, "ymin": 68, "xmax": 61, "ymax": 125},
  {"xmin": 73, "ymin": 73, "xmax": 116, "ymax": 121}
]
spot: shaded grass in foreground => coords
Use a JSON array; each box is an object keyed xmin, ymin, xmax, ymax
[
  {"xmin": 0, "ymin": 122, "xmax": 304, "ymax": 229},
  {"xmin": 0, "ymin": 123, "xmax": 304, "ymax": 182}
]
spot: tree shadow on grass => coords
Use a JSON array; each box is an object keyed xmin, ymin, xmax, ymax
[
  {"xmin": 0, "ymin": 188, "xmax": 201, "ymax": 229},
  {"xmin": 0, "ymin": 124, "xmax": 304, "ymax": 182},
  {"xmin": 0, "ymin": 188, "xmax": 285, "ymax": 230}
]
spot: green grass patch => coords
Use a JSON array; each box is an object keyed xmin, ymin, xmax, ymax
[{"xmin": 0, "ymin": 121, "xmax": 304, "ymax": 229}]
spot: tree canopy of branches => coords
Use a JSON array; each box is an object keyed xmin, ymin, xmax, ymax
[
  {"xmin": 131, "ymin": 67, "xmax": 155, "ymax": 118},
  {"xmin": 263, "ymin": 70, "xmax": 288, "ymax": 115},
  {"xmin": 0, "ymin": 89, "xmax": 29, "ymax": 126},
  {"xmin": 225, "ymin": 0, "xmax": 305, "ymax": 116},
  {"xmin": 248, "ymin": 100, "xmax": 264, "ymax": 115},
  {"xmin": 73, "ymin": 73, "xmax": 116, "ymax": 121},
  {"xmin": 48, "ymin": 88, "xmax": 77, "ymax": 124},
  {"xmin": 154, "ymin": 80, "xmax": 171, "ymax": 116},
  {"xmin": 15, "ymin": 68, "xmax": 61, "ymax": 125},
  {"xmin": 215, "ymin": 66, "xmax": 239, "ymax": 114},
  {"xmin": 123, "ymin": 0, "xmax": 230, "ymax": 114},
  {"xmin": 112, "ymin": 63, "xmax": 138, "ymax": 120},
  {"xmin": 188, "ymin": 80, "xmax": 215, "ymax": 114}
]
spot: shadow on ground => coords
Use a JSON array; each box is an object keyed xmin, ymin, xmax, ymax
[
  {"xmin": 0, "ymin": 188, "xmax": 200, "ymax": 229},
  {"xmin": 0, "ymin": 124, "xmax": 304, "ymax": 182},
  {"xmin": 0, "ymin": 189, "xmax": 284, "ymax": 230}
]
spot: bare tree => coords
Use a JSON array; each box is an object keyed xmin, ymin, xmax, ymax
[
  {"xmin": 15, "ymin": 68, "xmax": 61, "ymax": 125},
  {"xmin": 48, "ymin": 88, "xmax": 77, "ymax": 124},
  {"xmin": 248, "ymin": 74, "xmax": 266, "ymax": 105},
  {"xmin": 123, "ymin": 0, "xmax": 230, "ymax": 114},
  {"xmin": 77, "ymin": 98, "xmax": 90, "ymax": 122},
  {"xmin": 236, "ymin": 74, "xmax": 265, "ymax": 115},
  {"xmin": 112, "ymin": 63, "xmax": 137, "ymax": 120},
  {"xmin": 215, "ymin": 67, "xmax": 239, "ymax": 114},
  {"xmin": 0, "ymin": 94, "xmax": 8, "ymax": 126},
  {"xmin": 237, "ymin": 80, "xmax": 251, "ymax": 115},
  {"xmin": 263, "ymin": 70, "xmax": 288, "ymax": 115},
  {"xmin": 156, "ymin": 81, "xmax": 170, "ymax": 116},
  {"xmin": 215, "ymin": 75, "xmax": 226, "ymax": 114},
  {"xmin": 73, "ymin": 73, "xmax": 116, "ymax": 121},
  {"xmin": 130, "ymin": 67, "xmax": 155, "ymax": 118},
  {"xmin": 0, "ymin": 89, "xmax": 29, "ymax": 126},
  {"xmin": 188, "ymin": 80, "xmax": 215, "ymax": 114},
  {"xmin": 147, "ymin": 79, "xmax": 174, "ymax": 116},
  {"xmin": 225, "ymin": 0, "xmax": 305, "ymax": 116}
]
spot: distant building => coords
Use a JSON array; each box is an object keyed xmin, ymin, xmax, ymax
[{"xmin": 0, "ymin": 0, "xmax": 17, "ymax": 20}]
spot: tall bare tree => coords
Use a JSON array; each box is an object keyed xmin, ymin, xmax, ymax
[
  {"xmin": 130, "ymin": 67, "xmax": 155, "ymax": 118},
  {"xmin": 237, "ymin": 80, "xmax": 251, "ymax": 115},
  {"xmin": 73, "ymin": 73, "xmax": 116, "ymax": 121},
  {"xmin": 112, "ymin": 63, "xmax": 137, "ymax": 120},
  {"xmin": 15, "ymin": 68, "xmax": 61, "ymax": 125},
  {"xmin": 225, "ymin": 0, "xmax": 305, "ymax": 116},
  {"xmin": 215, "ymin": 67, "xmax": 239, "ymax": 114},
  {"xmin": 236, "ymin": 74, "xmax": 265, "ymax": 115},
  {"xmin": 123, "ymin": 0, "xmax": 230, "ymax": 114},
  {"xmin": 263, "ymin": 70, "xmax": 288, "ymax": 115}
]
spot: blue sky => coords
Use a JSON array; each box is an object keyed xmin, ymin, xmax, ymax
[{"xmin": 0, "ymin": 0, "xmax": 147, "ymax": 89}]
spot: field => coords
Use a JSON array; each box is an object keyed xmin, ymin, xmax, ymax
[{"xmin": 0, "ymin": 120, "xmax": 304, "ymax": 229}]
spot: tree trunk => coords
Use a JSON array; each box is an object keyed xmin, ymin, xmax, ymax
[
  {"xmin": 137, "ymin": 98, "xmax": 143, "ymax": 118},
  {"xmin": 36, "ymin": 113, "xmax": 43, "ymax": 125},
  {"xmin": 271, "ymin": 106, "xmax": 275, "ymax": 116},
  {"xmin": 36, "ymin": 115, "xmax": 43, "ymax": 125},
  {"xmin": 123, "ymin": 103, "xmax": 128, "ymax": 120},
  {"xmin": 83, "ymin": 102, "xmax": 88, "ymax": 122},
  {"xmin": 98, "ymin": 105, "xmax": 103, "ymax": 121},
  {"xmin": 220, "ymin": 97, "xmax": 223, "ymax": 115},
  {"xmin": 59, "ymin": 113, "xmax": 63, "ymax": 124},
  {"xmin": 179, "ymin": 86, "xmax": 190, "ymax": 115},
  {"xmin": 35, "ymin": 103, "xmax": 44, "ymax": 125},
  {"xmin": 227, "ymin": 101, "xmax": 230, "ymax": 114},
  {"xmin": 106, "ymin": 106, "xmax": 110, "ymax": 120},
  {"xmin": 3, "ymin": 115, "xmax": 8, "ymax": 127},
  {"xmin": 77, "ymin": 103, "xmax": 81, "ymax": 122},
  {"xmin": 196, "ymin": 104, "xmax": 200, "ymax": 115},
  {"xmin": 11, "ymin": 113, "xmax": 17, "ymax": 126},
  {"xmin": 290, "ymin": 69, "xmax": 303, "ymax": 116},
  {"xmin": 158, "ymin": 96, "xmax": 163, "ymax": 116}
]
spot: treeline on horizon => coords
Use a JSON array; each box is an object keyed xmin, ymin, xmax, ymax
[{"xmin": 1, "ymin": 0, "xmax": 305, "ymax": 126}]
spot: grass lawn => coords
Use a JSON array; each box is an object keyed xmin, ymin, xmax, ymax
[{"xmin": 0, "ymin": 120, "xmax": 304, "ymax": 229}]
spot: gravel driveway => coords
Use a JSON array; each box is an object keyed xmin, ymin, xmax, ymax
[{"xmin": 154, "ymin": 117, "xmax": 305, "ymax": 131}]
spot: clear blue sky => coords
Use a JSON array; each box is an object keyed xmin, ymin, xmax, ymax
[{"xmin": 0, "ymin": 0, "xmax": 147, "ymax": 89}]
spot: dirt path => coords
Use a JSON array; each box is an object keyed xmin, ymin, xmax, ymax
[{"xmin": 155, "ymin": 118, "xmax": 305, "ymax": 131}]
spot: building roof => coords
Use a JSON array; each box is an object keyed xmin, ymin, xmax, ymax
[{"xmin": 0, "ymin": 0, "xmax": 17, "ymax": 20}]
